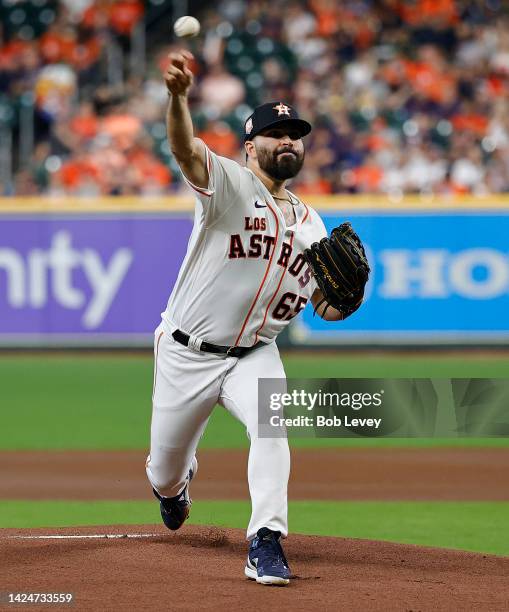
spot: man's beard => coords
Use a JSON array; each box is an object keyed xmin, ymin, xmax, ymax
[{"xmin": 256, "ymin": 145, "xmax": 304, "ymax": 180}]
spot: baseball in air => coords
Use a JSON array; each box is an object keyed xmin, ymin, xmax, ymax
[{"xmin": 173, "ymin": 16, "xmax": 200, "ymax": 38}]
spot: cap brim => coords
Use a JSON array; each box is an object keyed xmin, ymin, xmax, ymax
[{"xmin": 245, "ymin": 118, "xmax": 312, "ymax": 141}]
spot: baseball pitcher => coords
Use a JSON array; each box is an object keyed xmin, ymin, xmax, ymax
[{"xmin": 145, "ymin": 50, "xmax": 370, "ymax": 586}]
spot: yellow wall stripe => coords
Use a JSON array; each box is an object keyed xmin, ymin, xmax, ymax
[{"xmin": 1, "ymin": 194, "xmax": 509, "ymax": 213}]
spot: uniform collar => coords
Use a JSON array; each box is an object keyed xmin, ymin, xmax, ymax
[{"xmin": 247, "ymin": 168, "xmax": 305, "ymax": 233}]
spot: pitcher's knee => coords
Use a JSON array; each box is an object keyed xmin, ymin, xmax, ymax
[
  {"xmin": 145, "ymin": 455, "xmax": 187, "ymax": 497},
  {"xmin": 251, "ymin": 435, "xmax": 289, "ymax": 452},
  {"xmin": 249, "ymin": 437, "xmax": 290, "ymax": 468}
]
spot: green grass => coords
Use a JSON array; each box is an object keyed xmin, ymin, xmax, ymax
[
  {"xmin": 283, "ymin": 353, "xmax": 509, "ymax": 378},
  {"xmin": 0, "ymin": 353, "xmax": 508, "ymax": 450},
  {"xmin": 1, "ymin": 499, "xmax": 508, "ymax": 557}
]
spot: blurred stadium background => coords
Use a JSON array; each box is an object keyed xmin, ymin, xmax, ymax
[{"xmin": 1, "ymin": 0, "xmax": 509, "ymax": 196}]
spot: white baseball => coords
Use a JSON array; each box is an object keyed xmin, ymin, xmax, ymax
[{"xmin": 173, "ymin": 16, "xmax": 200, "ymax": 38}]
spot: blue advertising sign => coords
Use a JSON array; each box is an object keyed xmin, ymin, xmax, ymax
[
  {"xmin": 1, "ymin": 204, "xmax": 508, "ymax": 346},
  {"xmin": 292, "ymin": 211, "xmax": 509, "ymax": 344},
  {"xmin": 0, "ymin": 213, "xmax": 193, "ymax": 345}
]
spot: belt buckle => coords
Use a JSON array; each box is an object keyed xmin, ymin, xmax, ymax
[
  {"xmin": 187, "ymin": 334, "xmax": 203, "ymax": 353},
  {"xmin": 226, "ymin": 346, "xmax": 235, "ymax": 357}
]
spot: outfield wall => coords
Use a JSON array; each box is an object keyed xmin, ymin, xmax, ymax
[{"xmin": 0, "ymin": 196, "xmax": 508, "ymax": 347}]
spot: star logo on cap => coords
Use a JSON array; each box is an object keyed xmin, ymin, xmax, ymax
[{"xmin": 273, "ymin": 103, "xmax": 291, "ymax": 116}]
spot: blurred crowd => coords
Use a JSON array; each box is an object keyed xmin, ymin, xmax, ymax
[{"xmin": 1, "ymin": 0, "xmax": 509, "ymax": 197}]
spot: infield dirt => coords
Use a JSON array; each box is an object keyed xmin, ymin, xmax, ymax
[{"xmin": 2, "ymin": 448, "xmax": 508, "ymax": 500}]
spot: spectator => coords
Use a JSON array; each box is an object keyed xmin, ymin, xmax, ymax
[
  {"xmin": 200, "ymin": 62, "xmax": 245, "ymax": 116},
  {"xmin": 198, "ymin": 120, "xmax": 239, "ymax": 159}
]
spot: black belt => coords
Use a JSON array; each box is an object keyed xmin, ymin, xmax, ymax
[{"xmin": 172, "ymin": 329, "xmax": 264, "ymax": 358}]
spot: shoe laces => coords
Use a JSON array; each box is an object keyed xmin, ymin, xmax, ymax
[{"xmin": 254, "ymin": 528, "xmax": 289, "ymax": 568}]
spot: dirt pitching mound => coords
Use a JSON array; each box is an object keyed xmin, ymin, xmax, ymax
[{"xmin": 2, "ymin": 525, "xmax": 509, "ymax": 611}]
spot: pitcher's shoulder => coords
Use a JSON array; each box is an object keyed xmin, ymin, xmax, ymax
[{"xmin": 287, "ymin": 191, "xmax": 327, "ymax": 234}]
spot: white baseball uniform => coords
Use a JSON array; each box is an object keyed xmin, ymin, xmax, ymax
[{"xmin": 146, "ymin": 145, "xmax": 327, "ymax": 540}]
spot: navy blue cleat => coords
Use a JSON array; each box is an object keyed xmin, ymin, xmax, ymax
[
  {"xmin": 245, "ymin": 527, "xmax": 291, "ymax": 586},
  {"xmin": 153, "ymin": 458, "xmax": 197, "ymax": 531}
]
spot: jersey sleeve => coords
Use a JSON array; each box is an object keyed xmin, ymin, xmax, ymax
[{"xmin": 180, "ymin": 145, "xmax": 242, "ymax": 224}]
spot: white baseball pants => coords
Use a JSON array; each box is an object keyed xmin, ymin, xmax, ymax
[{"xmin": 145, "ymin": 323, "xmax": 290, "ymax": 540}]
